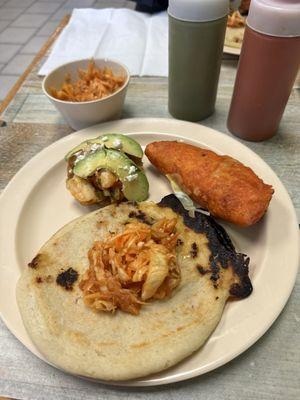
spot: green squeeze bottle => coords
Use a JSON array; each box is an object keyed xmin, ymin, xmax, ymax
[{"xmin": 168, "ymin": 0, "xmax": 228, "ymax": 121}]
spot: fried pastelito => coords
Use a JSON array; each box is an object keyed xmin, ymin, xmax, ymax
[{"xmin": 145, "ymin": 141, "xmax": 274, "ymax": 227}]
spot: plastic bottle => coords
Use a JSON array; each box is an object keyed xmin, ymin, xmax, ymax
[
  {"xmin": 168, "ymin": 0, "xmax": 228, "ymax": 121},
  {"xmin": 227, "ymin": 0, "xmax": 300, "ymax": 141}
]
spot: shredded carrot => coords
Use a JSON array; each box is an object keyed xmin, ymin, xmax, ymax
[
  {"xmin": 49, "ymin": 60, "xmax": 125, "ymax": 102},
  {"xmin": 79, "ymin": 218, "xmax": 181, "ymax": 315}
]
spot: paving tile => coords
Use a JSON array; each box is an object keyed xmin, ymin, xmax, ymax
[
  {"xmin": 12, "ymin": 13, "xmax": 50, "ymax": 28},
  {"xmin": 51, "ymin": 0, "xmax": 96, "ymax": 21},
  {"xmin": 0, "ymin": 20, "xmax": 10, "ymax": 33},
  {"xmin": 95, "ymin": 0, "xmax": 136, "ymax": 10},
  {"xmin": 38, "ymin": 0, "xmax": 67, "ymax": 2},
  {"xmin": 26, "ymin": 1, "xmax": 62, "ymax": 14},
  {"xmin": 3, "ymin": 0, "xmax": 36, "ymax": 9},
  {"xmin": 0, "ymin": 7, "xmax": 23, "ymax": 20},
  {"xmin": 21, "ymin": 36, "xmax": 47, "ymax": 54},
  {"xmin": 37, "ymin": 20, "xmax": 59, "ymax": 36},
  {"xmin": 0, "ymin": 75, "xmax": 20, "ymax": 101},
  {"xmin": 50, "ymin": 6, "xmax": 74, "ymax": 21},
  {"xmin": 94, "ymin": 0, "xmax": 126, "ymax": 8},
  {"xmin": 124, "ymin": 0, "xmax": 136, "ymax": 10},
  {"xmin": 63, "ymin": 0, "xmax": 96, "ymax": 7},
  {"xmin": 0, "ymin": 43, "xmax": 21, "ymax": 63},
  {"xmin": 2, "ymin": 53, "xmax": 34, "ymax": 75},
  {"xmin": 0, "ymin": 27, "xmax": 36, "ymax": 44}
]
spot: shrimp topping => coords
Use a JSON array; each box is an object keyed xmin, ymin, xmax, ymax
[{"xmin": 79, "ymin": 217, "xmax": 181, "ymax": 315}]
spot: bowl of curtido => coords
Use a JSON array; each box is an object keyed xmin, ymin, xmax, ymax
[{"xmin": 42, "ymin": 59, "xmax": 130, "ymax": 130}]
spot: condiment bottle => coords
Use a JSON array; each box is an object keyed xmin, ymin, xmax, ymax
[
  {"xmin": 168, "ymin": 0, "xmax": 228, "ymax": 121},
  {"xmin": 227, "ymin": 0, "xmax": 300, "ymax": 141}
]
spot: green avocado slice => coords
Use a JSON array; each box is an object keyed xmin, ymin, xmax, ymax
[
  {"xmin": 73, "ymin": 148, "xmax": 149, "ymax": 202},
  {"xmin": 65, "ymin": 133, "xmax": 143, "ymax": 160}
]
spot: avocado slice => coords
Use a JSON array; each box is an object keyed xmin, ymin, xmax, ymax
[
  {"xmin": 65, "ymin": 133, "xmax": 143, "ymax": 160},
  {"xmin": 73, "ymin": 148, "xmax": 149, "ymax": 202}
]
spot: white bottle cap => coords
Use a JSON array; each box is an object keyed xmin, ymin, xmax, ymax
[
  {"xmin": 247, "ymin": 0, "xmax": 300, "ymax": 37},
  {"xmin": 168, "ymin": 0, "xmax": 228, "ymax": 22}
]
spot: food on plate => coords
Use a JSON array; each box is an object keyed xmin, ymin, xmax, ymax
[
  {"xmin": 225, "ymin": 26, "xmax": 244, "ymax": 49},
  {"xmin": 17, "ymin": 195, "xmax": 252, "ymax": 381},
  {"xmin": 49, "ymin": 60, "xmax": 125, "ymax": 102},
  {"xmin": 227, "ymin": 10, "xmax": 245, "ymax": 28},
  {"xmin": 225, "ymin": 11, "xmax": 245, "ymax": 49},
  {"xmin": 66, "ymin": 133, "xmax": 149, "ymax": 205},
  {"xmin": 80, "ymin": 215, "xmax": 181, "ymax": 315},
  {"xmin": 145, "ymin": 141, "xmax": 273, "ymax": 227}
]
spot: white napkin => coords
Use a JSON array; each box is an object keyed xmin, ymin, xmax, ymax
[{"xmin": 39, "ymin": 8, "xmax": 168, "ymax": 77}]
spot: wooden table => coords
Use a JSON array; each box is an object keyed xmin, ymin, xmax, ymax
[{"xmin": 0, "ymin": 12, "xmax": 299, "ymax": 400}]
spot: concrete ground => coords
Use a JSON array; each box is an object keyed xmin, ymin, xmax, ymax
[{"xmin": 0, "ymin": 0, "xmax": 135, "ymax": 102}]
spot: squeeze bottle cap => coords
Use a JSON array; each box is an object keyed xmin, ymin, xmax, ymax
[
  {"xmin": 247, "ymin": 0, "xmax": 300, "ymax": 37},
  {"xmin": 168, "ymin": 0, "xmax": 228, "ymax": 22}
]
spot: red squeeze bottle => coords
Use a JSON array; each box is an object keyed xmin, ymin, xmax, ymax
[{"xmin": 227, "ymin": 0, "xmax": 300, "ymax": 141}]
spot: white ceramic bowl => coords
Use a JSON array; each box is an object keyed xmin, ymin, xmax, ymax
[{"xmin": 42, "ymin": 59, "xmax": 130, "ymax": 130}]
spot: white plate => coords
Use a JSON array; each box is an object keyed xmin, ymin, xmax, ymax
[
  {"xmin": 0, "ymin": 118, "xmax": 298, "ymax": 386},
  {"xmin": 223, "ymin": 45, "xmax": 241, "ymax": 55}
]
